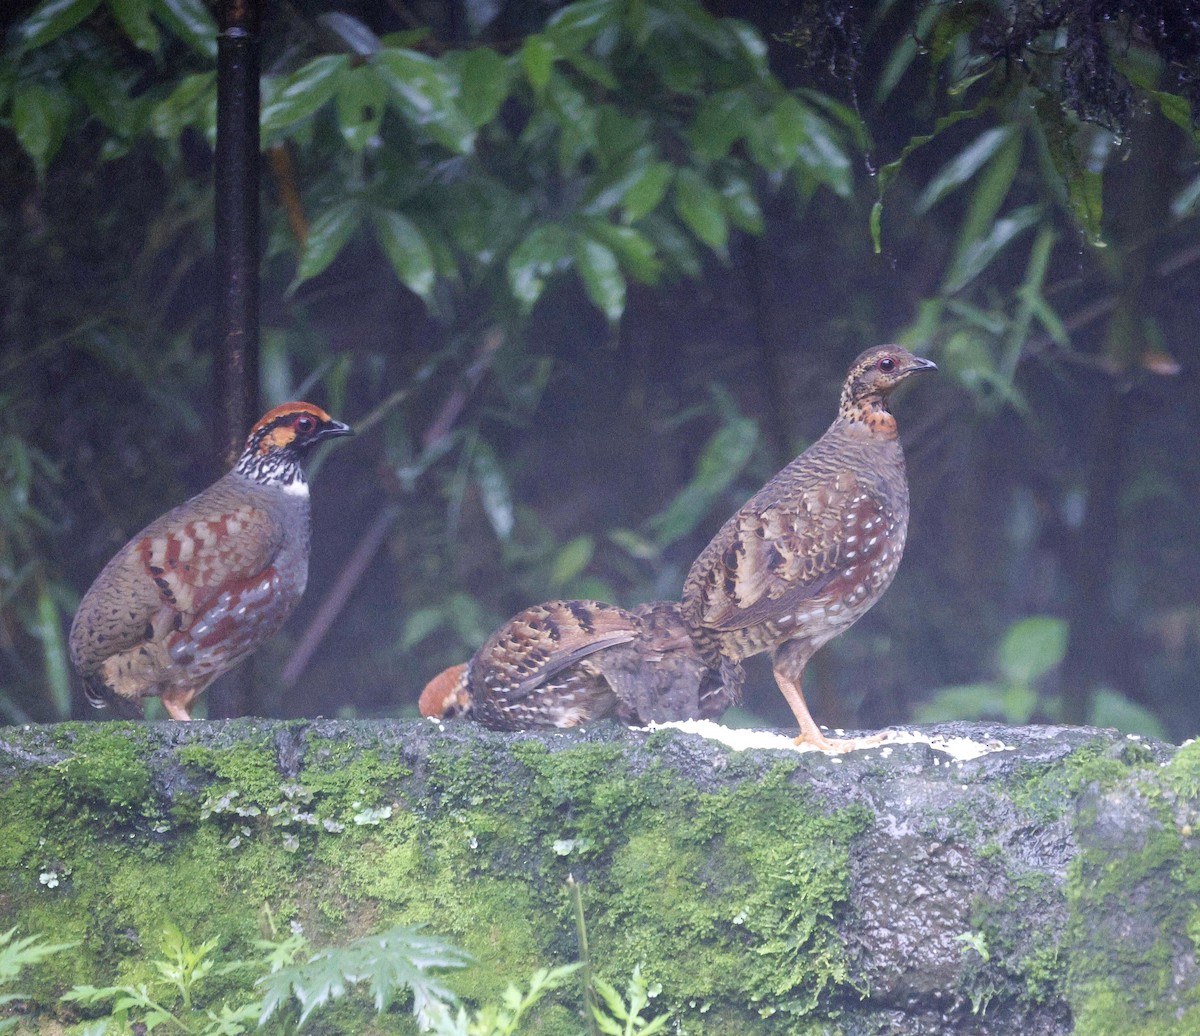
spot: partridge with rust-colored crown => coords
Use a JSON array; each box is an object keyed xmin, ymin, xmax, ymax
[
  {"xmin": 69, "ymin": 402, "xmax": 352, "ymax": 720},
  {"xmin": 419, "ymin": 599, "xmax": 738, "ymax": 730},
  {"xmin": 682, "ymin": 345, "xmax": 936, "ymax": 751}
]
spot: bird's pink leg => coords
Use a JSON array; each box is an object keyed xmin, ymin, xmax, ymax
[
  {"xmin": 160, "ymin": 686, "xmax": 199, "ymax": 721},
  {"xmin": 772, "ymin": 667, "xmax": 887, "ymax": 752}
]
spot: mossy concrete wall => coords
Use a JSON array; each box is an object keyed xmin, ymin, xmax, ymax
[{"xmin": 1, "ymin": 719, "xmax": 1198, "ymax": 1034}]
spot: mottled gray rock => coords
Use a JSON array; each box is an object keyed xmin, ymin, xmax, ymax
[{"xmin": 0, "ymin": 719, "xmax": 1195, "ymax": 1035}]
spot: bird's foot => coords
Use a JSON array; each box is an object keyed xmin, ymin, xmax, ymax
[
  {"xmin": 794, "ymin": 728, "xmax": 891, "ymax": 753},
  {"xmin": 160, "ymin": 688, "xmax": 198, "ymax": 721}
]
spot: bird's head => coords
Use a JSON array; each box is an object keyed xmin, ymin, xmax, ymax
[
  {"xmin": 838, "ymin": 346, "xmax": 936, "ymax": 433},
  {"xmin": 419, "ymin": 663, "xmax": 472, "ymax": 720},
  {"xmin": 235, "ymin": 402, "xmax": 353, "ymax": 489},
  {"xmin": 845, "ymin": 346, "xmax": 937, "ymax": 400}
]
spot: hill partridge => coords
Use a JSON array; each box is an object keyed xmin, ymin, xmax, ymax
[
  {"xmin": 682, "ymin": 345, "xmax": 936, "ymax": 751},
  {"xmin": 418, "ymin": 599, "xmax": 738, "ymax": 730},
  {"xmin": 69, "ymin": 402, "xmax": 352, "ymax": 720}
]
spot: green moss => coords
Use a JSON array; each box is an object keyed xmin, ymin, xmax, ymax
[
  {"xmin": 0, "ymin": 725, "xmax": 161, "ymax": 874},
  {"xmin": 34, "ymin": 723, "xmax": 1198, "ymax": 1033},
  {"xmin": 1010, "ymin": 742, "xmax": 1142, "ymax": 823},
  {"xmin": 1072, "ymin": 983, "xmax": 1200, "ymax": 1036},
  {"xmin": 508, "ymin": 740, "xmax": 649, "ymax": 860},
  {"xmin": 1163, "ymin": 738, "xmax": 1200, "ymax": 803},
  {"xmin": 301, "ymin": 737, "xmax": 410, "ymax": 803},
  {"xmin": 177, "ymin": 729, "xmax": 287, "ymax": 805},
  {"xmin": 1063, "ymin": 739, "xmax": 1200, "ymax": 1036},
  {"xmin": 964, "ymin": 872, "xmax": 1067, "ymax": 1012},
  {"xmin": 1021, "ymin": 941, "xmax": 1065, "ymax": 1003},
  {"xmin": 493, "ymin": 755, "xmax": 870, "ymax": 1030},
  {"xmin": 952, "ymin": 737, "xmax": 1199, "ymax": 1028},
  {"xmin": 54, "ymin": 725, "xmax": 156, "ymax": 816}
]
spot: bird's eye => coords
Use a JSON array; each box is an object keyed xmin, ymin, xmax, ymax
[
  {"xmin": 877, "ymin": 356, "xmax": 896, "ymax": 373},
  {"xmin": 295, "ymin": 415, "xmax": 316, "ymax": 434}
]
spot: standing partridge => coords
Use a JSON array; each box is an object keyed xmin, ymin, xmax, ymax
[
  {"xmin": 418, "ymin": 599, "xmax": 737, "ymax": 730},
  {"xmin": 69, "ymin": 402, "xmax": 352, "ymax": 720},
  {"xmin": 682, "ymin": 345, "xmax": 936, "ymax": 751}
]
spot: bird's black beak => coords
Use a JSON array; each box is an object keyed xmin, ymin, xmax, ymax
[
  {"xmin": 905, "ymin": 356, "xmax": 938, "ymax": 375},
  {"xmin": 315, "ymin": 419, "xmax": 354, "ymax": 443}
]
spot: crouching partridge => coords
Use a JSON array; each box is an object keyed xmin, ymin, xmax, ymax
[
  {"xmin": 419, "ymin": 599, "xmax": 738, "ymax": 730},
  {"xmin": 69, "ymin": 402, "xmax": 352, "ymax": 720},
  {"xmin": 682, "ymin": 345, "xmax": 936, "ymax": 751}
]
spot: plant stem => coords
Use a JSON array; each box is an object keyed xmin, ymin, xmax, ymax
[{"xmin": 568, "ymin": 874, "xmax": 602, "ymax": 1036}]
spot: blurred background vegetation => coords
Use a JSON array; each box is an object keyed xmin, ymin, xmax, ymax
[{"xmin": 1, "ymin": 0, "xmax": 1198, "ymax": 738}]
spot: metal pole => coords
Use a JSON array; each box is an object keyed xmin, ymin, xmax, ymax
[{"xmin": 211, "ymin": 0, "xmax": 261, "ymax": 718}]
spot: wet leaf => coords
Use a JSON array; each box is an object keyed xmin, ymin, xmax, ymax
[
  {"xmin": 455, "ymin": 47, "xmax": 511, "ymax": 128},
  {"xmin": 872, "ymin": 100, "xmax": 992, "ymax": 251},
  {"xmin": 154, "ymin": 0, "xmax": 217, "ymax": 59},
  {"xmin": 720, "ymin": 173, "xmax": 763, "ymax": 234},
  {"xmin": 1170, "ymin": 172, "xmax": 1200, "ymax": 219},
  {"xmin": 1033, "ymin": 96, "xmax": 1105, "ymax": 246},
  {"xmin": 12, "ymin": 82, "xmax": 73, "ymax": 178},
  {"xmin": 520, "ymin": 34, "xmax": 556, "ymax": 92},
  {"xmin": 472, "ymin": 443, "xmax": 514, "ymax": 540},
  {"xmin": 942, "ymin": 203, "xmax": 1040, "ymax": 295},
  {"xmin": 551, "ymin": 536, "xmax": 595, "ymax": 586},
  {"xmin": 644, "ymin": 415, "xmax": 757, "ymax": 546},
  {"xmin": 586, "ymin": 221, "xmax": 662, "ymax": 284},
  {"xmin": 109, "ymin": 0, "xmax": 160, "ymax": 53},
  {"xmin": 1088, "ymin": 688, "xmax": 1167, "ymax": 739},
  {"xmin": 371, "ymin": 209, "xmax": 436, "ymax": 301},
  {"xmin": 673, "ymin": 167, "xmax": 728, "ymax": 255},
  {"xmin": 17, "ymin": 0, "xmax": 101, "ymax": 51},
  {"xmin": 506, "ymin": 223, "xmax": 574, "ymax": 312},
  {"xmin": 261, "ymin": 55, "xmax": 348, "ymax": 137},
  {"xmin": 335, "ymin": 65, "xmax": 387, "ymax": 151},
  {"xmin": 291, "ymin": 201, "xmax": 363, "ymax": 288},
  {"xmin": 620, "ymin": 160, "xmax": 673, "ymax": 222},
  {"xmin": 36, "ymin": 586, "xmax": 71, "ymax": 719},
  {"xmin": 546, "ymin": 0, "xmax": 619, "ymax": 54},
  {"xmin": 401, "ymin": 608, "xmax": 444, "ymax": 651},
  {"xmin": 318, "ymin": 11, "xmax": 381, "ymax": 57},
  {"xmin": 998, "ymin": 616, "xmax": 1067, "ymax": 686},
  {"xmin": 149, "ymin": 71, "xmax": 215, "ymax": 140},
  {"xmin": 913, "ymin": 683, "xmax": 1011, "ymax": 723},
  {"xmin": 915, "ymin": 126, "xmax": 1014, "ymax": 214},
  {"xmin": 689, "ymin": 90, "xmax": 755, "ymax": 162},
  {"xmin": 375, "ymin": 49, "xmax": 475, "ymax": 154},
  {"xmin": 574, "ymin": 236, "xmax": 625, "ymax": 322}
]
